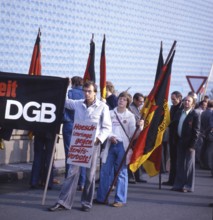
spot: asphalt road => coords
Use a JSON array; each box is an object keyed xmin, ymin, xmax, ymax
[{"xmin": 0, "ymin": 168, "xmax": 212, "ymax": 220}]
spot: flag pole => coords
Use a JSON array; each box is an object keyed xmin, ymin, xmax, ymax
[
  {"xmin": 159, "ymin": 170, "xmax": 162, "ymax": 189},
  {"xmin": 104, "ymin": 126, "xmax": 140, "ymax": 203},
  {"xmin": 165, "ymin": 41, "xmax": 176, "ymax": 65},
  {"xmin": 42, "ymin": 133, "xmax": 58, "ymax": 205},
  {"xmin": 38, "ymin": 27, "xmax": 41, "ymax": 37},
  {"xmin": 159, "ymin": 149, "xmax": 163, "ymax": 189},
  {"xmin": 203, "ymin": 64, "xmax": 213, "ymax": 96}
]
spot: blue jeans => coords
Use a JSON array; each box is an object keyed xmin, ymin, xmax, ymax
[
  {"xmin": 62, "ymin": 122, "xmax": 73, "ymax": 177},
  {"xmin": 96, "ymin": 141, "xmax": 128, "ymax": 203},
  {"xmin": 78, "ymin": 167, "xmax": 86, "ymax": 187}
]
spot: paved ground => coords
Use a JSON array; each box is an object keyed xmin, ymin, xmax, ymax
[{"xmin": 0, "ymin": 160, "xmax": 212, "ymax": 220}]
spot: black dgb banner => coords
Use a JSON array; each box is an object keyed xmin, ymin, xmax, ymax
[{"xmin": 0, "ymin": 71, "xmax": 69, "ymax": 134}]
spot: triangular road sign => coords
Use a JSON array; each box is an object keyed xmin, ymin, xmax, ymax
[{"xmin": 186, "ymin": 76, "xmax": 208, "ymax": 94}]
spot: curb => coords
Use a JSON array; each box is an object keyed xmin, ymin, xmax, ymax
[
  {"xmin": 0, "ymin": 171, "xmax": 31, "ymax": 184},
  {"xmin": 0, "ymin": 167, "xmax": 65, "ymax": 184}
]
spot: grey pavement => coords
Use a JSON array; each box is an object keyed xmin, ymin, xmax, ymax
[{"xmin": 0, "ymin": 161, "xmax": 213, "ymax": 220}]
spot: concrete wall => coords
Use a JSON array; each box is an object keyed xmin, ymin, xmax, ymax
[{"xmin": 0, "ymin": 129, "xmax": 65, "ymax": 165}]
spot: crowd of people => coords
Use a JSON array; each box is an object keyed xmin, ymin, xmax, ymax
[{"xmin": 26, "ymin": 78, "xmax": 213, "ymax": 211}]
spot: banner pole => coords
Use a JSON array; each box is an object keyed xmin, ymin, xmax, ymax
[
  {"xmin": 159, "ymin": 160, "xmax": 162, "ymax": 190},
  {"xmin": 42, "ymin": 133, "xmax": 58, "ymax": 205}
]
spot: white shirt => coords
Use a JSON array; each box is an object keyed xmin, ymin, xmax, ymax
[
  {"xmin": 101, "ymin": 108, "xmax": 139, "ymax": 164},
  {"xmin": 177, "ymin": 108, "xmax": 191, "ymax": 137},
  {"xmin": 65, "ymin": 98, "xmax": 112, "ymax": 144}
]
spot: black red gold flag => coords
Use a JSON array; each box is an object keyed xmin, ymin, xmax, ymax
[
  {"xmin": 28, "ymin": 28, "xmax": 41, "ymax": 76},
  {"xmin": 129, "ymin": 42, "xmax": 176, "ymax": 176},
  {"xmin": 28, "ymin": 28, "xmax": 42, "ymax": 138},
  {"xmin": 154, "ymin": 41, "xmax": 164, "ymax": 83},
  {"xmin": 100, "ymin": 35, "xmax": 106, "ymax": 99},
  {"xmin": 83, "ymin": 35, "xmax": 95, "ymax": 83}
]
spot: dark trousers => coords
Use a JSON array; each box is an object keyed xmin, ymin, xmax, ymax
[
  {"xmin": 168, "ymin": 140, "xmax": 177, "ymax": 184},
  {"xmin": 30, "ymin": 135, "xmax": 54, "ymax": 188}
]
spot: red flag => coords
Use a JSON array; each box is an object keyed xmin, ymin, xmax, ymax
[
  {"xmin": 129, "ymin": 42, "xmax": 176, "ymax": 176},
  {"xmin": 100, "ymin": 35, "xmax": 106, "ymax": 99},
  {"xmin": 83, "ymin": 35, "xmax": 95, "ymax": 83},
  {"xmin": 28, "ymin": 28, "xmax": 41, "ymax": 139},
  {"xmin": 28, "ymin": 29, "xmax": 41, "ymax": 76}
]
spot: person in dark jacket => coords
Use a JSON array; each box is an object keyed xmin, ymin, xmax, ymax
[
  {"xmin": 105, "ymin": 81, "xmax": 118, "ymax": 110},
  {"xmin": 0, "ymin": 128, "xmax": 13, "ymax": 150},
  {"xmin": 199, "ymin": 100, "xmax": 213, "ymax": 170},
  {"xmin": 163, "ymin": 91, "xmax": 183, "ymax": 186},
  {"xmin": 171, "ymin": 95, "xmax": 200, "ymax": 192}
]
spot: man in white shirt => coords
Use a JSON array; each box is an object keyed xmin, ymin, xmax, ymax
[{"xmin": 49, "ymin": 81, "xmax": 112, "ymax": 212}]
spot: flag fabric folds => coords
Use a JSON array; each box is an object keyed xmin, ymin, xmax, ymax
[
  {"xmin": 28, "ymin": 29, "xmax": 41, "ymax": 76},
  {"xmin": 129, "ymin": 42, "xmax": 176, "ymax": 176},
  {"xmin": 154, "ymin": 42, "xmax": 164, "ymax": 84},
  {"xmin": 28, "ymin": 28, "xmax": 42, "ymax": 138},
  {"xmin": 100, "ymin": 35, "xmax": 107, "ymax": 99},
  {"xmin": 83, "ymin": 36, "xmax": 96, "ymax": 83}
]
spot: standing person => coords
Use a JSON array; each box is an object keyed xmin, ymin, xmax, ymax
[
  {"xmin": 163, "ymin": 91, "xmax": 183, "ymax": 186},
  {"xmin": 161, "ymin": 128, "xmax": 170, "ymax": 173},
  {"xmin": 106, "ymin": 81, "xmax": 118, "ymax": 110},
  {"xmin": 0, "ymin": 128, "xmax": 13, "ymax": 150},
  {"xmin": 48, "ymin": 81, "xmax": 112, "ymax": 212},
  {"xmin": 128, "ymin": 92, "xmax": 147, "ymax": 183},
  {"xmin": 30, "ymin": 132, "xmax": 55, "ymax": 189},
  {"xmin": 94, "ymin": 92, "xmax": 144, "ymax": 207},
  {"xmin": 199, "ymin": 100, "xmax": 213, "ymax": 169},
  {"xmin": 104, "ymin": 81, "xmax": 118, "ymax": 189},
  {"xmin": 172, "ymin": 95, "xmax": 200, "ymax": 192},
  {"xmin": 62, "ymin": 76, "xmax": 86, "ymax": 190},
  {"xmin": 194, "ymin": 100, "xmax": 208, "ymax": 164}
]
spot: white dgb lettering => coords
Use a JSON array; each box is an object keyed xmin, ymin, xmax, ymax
[{"xmin": 5, "ymin": 100, "xmax": 56, "ymax": 123}]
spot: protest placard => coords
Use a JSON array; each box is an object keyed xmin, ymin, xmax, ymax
[{"xmin": 67, "ymin": 120, "xmax": 97, "ymax": 168}]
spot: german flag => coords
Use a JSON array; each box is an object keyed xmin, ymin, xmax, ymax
[
  {"xmin": 29, "ymin": 28, "xmax": 41, "ymax": 76},
  {"xmin": 83, "ymin": 35, "xmax": 96, "ymax": 83},
  {"xmin": 154, "ymin": 42, "xmax": 164, "ymax": 83},
  {"xmin": 28, "ymin": 28, "xmax": 42, "ymax": 139},
  {"xmin": 129, "ymin": 42, "xmax": 176, "ymax": 176},
  {"xmin": 100, "ymin": 35, "xmax": 106, "ymax": 99}
]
